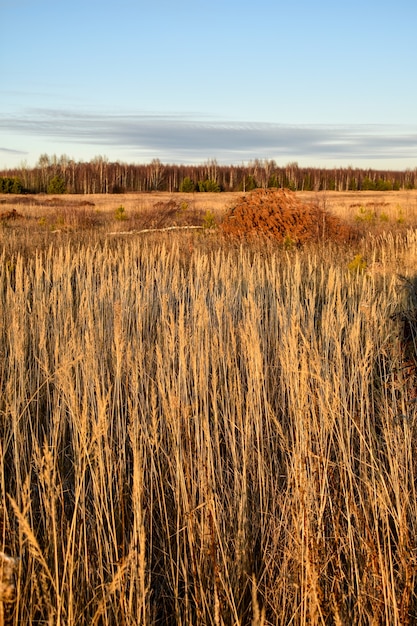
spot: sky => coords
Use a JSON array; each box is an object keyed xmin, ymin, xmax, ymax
[{"xmin": 1, "ymin": 0, "xmax": 417, "ymax": 171}]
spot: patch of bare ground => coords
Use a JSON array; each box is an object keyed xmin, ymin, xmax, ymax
[{"xmin": 220, "ymin": 188, "xmax": 355, "ymax": 243}]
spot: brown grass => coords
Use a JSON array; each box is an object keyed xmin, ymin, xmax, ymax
[
  {"xmin": 1, "ymin": 190, "xmax": 417, "ymax": 623},
  {"xmin": 2, "ymin": 189, "xmax": 417, "ymax": 238}
]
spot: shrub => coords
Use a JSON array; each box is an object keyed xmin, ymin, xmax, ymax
[
  {"xmin": 348, "ymin": 253, "xmax": 367, "ymax": 273},
  {"xmin": 355, "ymin": 206, "xmax": 376, "ymax": 223},
  {"xmin": 202, "ymin": 210, "xmax": 216, "ymax": 230},
  {"xmin": 396, "ymin": 206, "xmax": 405, "ymax": 224},
  {"xmin": 220, "ymin": 188, "xmax": 354, "ymax": 244},
  {"xmin": 115, "ymin": 205, "xmax": 127, "ymax": 221}
]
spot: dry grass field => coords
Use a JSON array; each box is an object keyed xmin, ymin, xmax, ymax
[
  {"xmin": 2, "ymin": 189, "xmax": 417, "ymax": 238},
  {"xmin": 1, "ymin": 190, "xmax": 417, "ymax": 624},
  {"xmin": 2, "ymin": 188, "xmax": 417, "ymax": 216}
]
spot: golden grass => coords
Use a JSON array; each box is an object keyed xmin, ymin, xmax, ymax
[
  {"xmin": 0, "ymin": 191, "xmax": 241, "ymax": 224},
  {"xmin": 3, "ymin": 189, "xmax": 417, "ymax": 215},
  {"xmin": 1, "ymin": 194, "xmax": 417, "ymax": 623},
  {"xmin": 2, "ymin": 190, "xmax": 417, "ymax": 240}
]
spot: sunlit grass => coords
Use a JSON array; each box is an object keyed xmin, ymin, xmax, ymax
[{"xmin": 0, "ymin": 228, "xmax": 417, "ymax": 623}]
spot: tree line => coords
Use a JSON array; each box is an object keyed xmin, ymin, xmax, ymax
[{"xmin": 1, "ymin": 154, "xmax": 416, "ymax": 194}]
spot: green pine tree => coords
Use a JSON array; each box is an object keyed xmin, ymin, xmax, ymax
[{"xmin": 47, "ymin": 175, "xmax": 66, "ymax": 194}]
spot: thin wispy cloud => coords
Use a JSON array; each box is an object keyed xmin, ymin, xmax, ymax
[
  {"xmin": 0, "ymin": 147, "xmax": 28, "ymax": 157},
  {"xmin": 2, "ymin": 108, "xmax": 417, "ymax": 166}
]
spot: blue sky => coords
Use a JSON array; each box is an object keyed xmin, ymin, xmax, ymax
[{"xmin": 1, "ymin": 0, "xmax": 416, "ymax": 170}]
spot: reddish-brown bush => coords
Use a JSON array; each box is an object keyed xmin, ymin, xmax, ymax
[
  {"xmin": 0, "ymin": 209, "xmax": 23, "ymax": 221},
  {"xmin": 220, "ymin": 188, "xmax": 354, "ymax": 244}
]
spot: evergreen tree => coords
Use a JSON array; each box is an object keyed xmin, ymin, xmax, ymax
[
  {"xmin": 180, "ymin": 177, "xmax": 196, "ymax": 192},
  {"xmin": 47, "ymin": 175, "xmax": 66, "ymax": 194},
  {"xmin": 0, "ymin": 176, "xmax": 23, "ymax": 193},
  {"xmin": 198, "ymin": 179, "xmax": 220, "ymax": 192}
]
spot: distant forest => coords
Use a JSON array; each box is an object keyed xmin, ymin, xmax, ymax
[{"xmin": 1, "ymin": 155, "xmax": 417, "ymax": 194}]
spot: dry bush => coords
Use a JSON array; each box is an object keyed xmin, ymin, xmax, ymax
[
  {"xmin": 220, "ymin": 188, "xmax": 356, "ymax": 244},
  {"xmin": 129, "ymin": 198, "xmax": 205, "ymax": 231},
  {"xmin": 0, "ymin": 209, "xmax": 23, "ymax": 221}
]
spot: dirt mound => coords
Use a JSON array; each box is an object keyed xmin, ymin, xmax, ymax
[{"xmin": 220, "ymin": 188, "xmax": 353, "ymax": 244}]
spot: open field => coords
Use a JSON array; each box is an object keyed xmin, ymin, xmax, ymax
[
  {"xmin": 2, "ymin": 189, "xmax": 417, "ymax": 225},
  {"xmin": 1, "ymin": 190, "xmax": 417, "ymax": 254},
  {"xmin": 0, "ymin": 191, "xmax": 241, "ymax": 226},
  {"xmin": 1, "ymin": 191, "xmax": 417, "ymax": 624}
]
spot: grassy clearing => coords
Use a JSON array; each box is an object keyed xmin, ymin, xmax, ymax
[
  {"xmin": 1, "ymin": 196, "xmax": 417, "ymax": 623},
  {"xmin": 2, "ymin": 189, "xmax": 417, "ymax": 224}
]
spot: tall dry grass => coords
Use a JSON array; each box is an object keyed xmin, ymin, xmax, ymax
[{"xmin": 0, "ymin": 230, "xmax": 417, "ymax": 624}]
